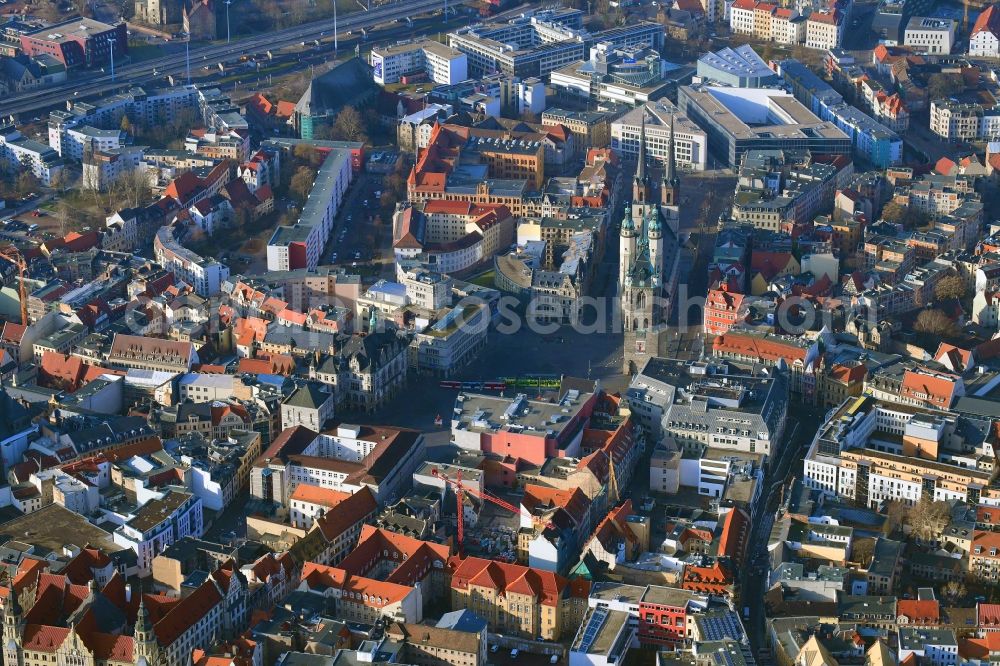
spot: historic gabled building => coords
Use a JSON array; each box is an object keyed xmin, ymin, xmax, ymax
[
  {"xmin": 620, "ymin": 115, "xmax": 682, "ymax": 373},
  {"xmin": 2, "ymin": 557, "xmax": 246, "ymax": 666}
]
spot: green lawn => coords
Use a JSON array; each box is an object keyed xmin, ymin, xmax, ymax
[{"xmin": 469, "ymin": 270, "xmax": 495, "ymax": 288}]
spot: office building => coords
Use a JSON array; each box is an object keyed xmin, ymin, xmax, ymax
[
  {"xmin": 610, "ymin": 101, "xmax": 708, "ymax": 171},
  {"xmin": 678, "ymin": 85, "xmax": 851, "ymax": 167},
  {"xmin": 370, "ymin": 40, "xmax": 468, "ymax": 86},
  {"xmin": 904, "ymin": 16, "xmax": 955, "ymax": 54}
]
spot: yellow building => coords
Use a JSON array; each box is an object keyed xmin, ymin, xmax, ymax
[{"xmin": 446, "ymin": 556, "xmax": 588, "ymax": 640}]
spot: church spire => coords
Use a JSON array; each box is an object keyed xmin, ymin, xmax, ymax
[
  {"xmin": 662, "ymin": 113, "xmax": 680, "ymax": 208},
  {"xmin": 134, "ymin": 597, "xmax": 159, "ymax": 666},
  {"xmin": 632, "ymin": 114, "xmax": 649, "ymax": 205},
  {"xmin": 665, "ymin": 114, "xmax": 676, "ymax": 184},
  {"xmin": 636, "ymin": 115, "xmax": 647, "ymax": 182}
]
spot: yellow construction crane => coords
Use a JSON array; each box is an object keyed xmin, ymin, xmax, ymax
[{"xmin": 0, "ymin": 246, "xmax": 28, "ymax": 327}]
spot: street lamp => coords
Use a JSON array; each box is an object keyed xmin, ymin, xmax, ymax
[
  {"xmin": 108, "ymin": 33, "xmax": 116, "ymax": 82},
  {"xmin": 225, "ymin": 0, "xmax": 232, "ymax": 44},
  {"xmin": 184, "ymin": 32, "xmax": 191, "ymax": 84},
  {"xmin": 333, "ymin": 0, "xmax": 337, "ymax": 53}
]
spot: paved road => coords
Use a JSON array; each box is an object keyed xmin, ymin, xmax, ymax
[
  {"xmin": 4, "ymin": 0, "xmax": 454, "ymax": 118},
  {"xmin": 738, "ymin": 402, "xmax": 827, "ymax": 663}
]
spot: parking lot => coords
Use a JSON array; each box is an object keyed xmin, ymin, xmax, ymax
[
  {"xmin": 318, "ymin": 171, "xmax": 393, "ymax": 274},
  {"xmin": 0, "ymin": 193, "xmax": 62, "ymax": 243}
]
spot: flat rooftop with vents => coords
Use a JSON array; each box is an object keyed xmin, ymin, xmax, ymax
[{"xmin": 678, "ymin": 84, "xmax": 850, "ymax": 166}]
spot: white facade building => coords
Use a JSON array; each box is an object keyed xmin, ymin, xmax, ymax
[
  {"xmin": 0, "ymin": 125, "xmax": 64, "ymax": 185},
  {"xmin": 970, "ymin": 6, "xmax": 1000, "ymax": 56},
  {"xmin": 806, "ymin": 11, "xmax": 843, "ymax": 50},
  {"xmin": 112, "ymin": 490, "xmax": 204, "ymax": 574},
  {"xmin": 611, "ymin": 101, "xmax": 709, "ymax": 171},
  {"xmin": 267, "ymin": 143, "xmax": 352, "ymax": 271},
  {"xmin": 904, "ymin": 17, "xmax": 955, "ymax": 54},
  {"xmin": 64, "ymin": 125, "xmax": 125, "ymax": 162},
  {"xmin": 370, "ymin": 40, "xmax": 468, "ymax": 86},
  {"xmin": 154, "ymin": 225, "xmax": 231, "ymax": 296}
]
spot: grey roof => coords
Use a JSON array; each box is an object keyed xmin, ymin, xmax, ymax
[
  {"xmin": 698, "ymin": 45, "xmax": 774, "ymax": 81},
  {"xmin": 898, "ymin": 626, "xmax": 957, "ymax": 650},
  {"xmin": 436, "ymin": 609, "xmax": 488, "ymax": 633},
  {"xmin": 284, "ymin": 383, "xmax": 331, "ymax": 410},
  {"xmin": 953, "ymin": 395, "xmax": 1000, "ymax": 418},
  {"xmin": 663, "ymin": 370, "xmax": 787, "ymax": 439},
  {"xmin": 868, "ymin": 538, "xmax": 903, "ymax": 578},
  {"xmin": 295, "ymin": 57, "xmax": 378, "ymax": 117},
  {"xmin": 838, "ymin": 594, "xmax": 896, "ymax": 619}
]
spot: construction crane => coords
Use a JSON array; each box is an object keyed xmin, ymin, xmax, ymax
[
  {"xmin": 431, "ymin": 467, "xmax": 518, "ymax": 555},
  {"xmin": 0, "ymin": 246, "xmax": 28, "ymax": 327}
]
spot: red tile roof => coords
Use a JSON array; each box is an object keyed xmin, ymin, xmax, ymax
[
  {"xmin": 151, "ymin": 578, "xmax": 223, "ymax": 646},
  {"xmin": 897, "ymin": 599, "xmax": 940, "ymax": 625},
  {"xmin": 85, "ymin": 632, "xmax": 134, "ymax": 661},
  {"xmin": 301, "ymin": 562, "xmax": 414, "ymax": 606},
  {"xmin": 238, "ymin": 354, "xmax": 295, "ymax": 375},
  {"xmin": 60, "ymin": 547, "xmax": 112, "ymax": 585},
  {"xmin": 448, "ymin": 555, "xmax": 572, "ymax": 606},
  {"xmin": 979, "ymin": 602, "xmax": 1000, "ymax": 627},
  {"xmin": 828, "ymin": 363, "xmax": 866, "ymax": 385},
  {"xmin": 1, "ymin": 322, "xmax": 26, "ymax": 344},
  {"xmin": 313, "ymin": 487, "xmax": 377, "ymax": 542},
  {"xmin": 22, "ymin": 624, "xmax": 70, "ymax": 652},
  {"xmin": 973, "ymin": 531, "xmax": 1000, "ymax": 562},
  {"xmin": 289, "ymin": 484, "xmax": 351, "ymax": 508},
  {"xmin": 339, "ymin": 525, "xmax": 450, "ymax": 586},
  {"xmin": 522, "ymin": 484, "xmax": 590, "ymax": 527},
  {"xmin": 973, "ymin": 4, "xmax": 1000, "ymax": 36},
  {"xmin": 935, "ymin": 342, "xmax": 973, "ymax": 371},
  {"xmin": 590, "ymin": 500, "xmax": 639, "ymax": 552},
  {"xmin": 751, "ymin": 250, "xmax": 794, "ymax": 281},
  {"xmin": 717, "ymin": 508, "xmax": 749, "ymax": 560},
  {"xmin": 712, "ymin": 331, "xmax": 810, "ymax": 365},
  {"xmin": 682, "ymin": 561, "xmax": 733, "ymax": 594},
  {"xmin": 254, "ymin": 425, "xmax": 318, "ymax": 466},
  {"xmin": 38, "ymin": 351, "xmax": 88, "ymax": 391},
  {"xmin": 900, "ymin": 368, "xmax": 960, "ymax": 409},
  {"xmin": 809, "ymin": 9, "xmax": 838, "ymax": 24},
  {"xmin": 961, "ymin": 633, "xmax": 1000, "ymax": 660},
  {"xmin": 935, "ymin": 157, "xmax": 958, "ymax": 176}
]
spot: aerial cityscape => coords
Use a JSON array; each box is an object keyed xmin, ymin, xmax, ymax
[{"xmin": 2, "ymin": 0, "xmax": 1000, "ymax": 662}]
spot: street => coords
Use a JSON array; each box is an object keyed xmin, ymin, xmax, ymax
[
  {"xmin": 738, "ymin": 402, "xmax": 827, "ymax": 663},
  {"xmin": 5, "ymin": 0, "xmax": 462, "ymax": 118}
]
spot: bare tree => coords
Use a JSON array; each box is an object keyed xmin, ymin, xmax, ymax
[
  {"xmin": 943, "ymin": 579, "xmax": 967, "ymax": 602},
  {"xmin": 118, "ymin": 164, "xmax": 153, "ymax": 208},
  {"xmin": 49, "ymin": 168, "xmax": 69, "ymax": 193},
  {"xmin": 935, "ymin": 275, "xmax": 967, "ymax": 302},
  {"xmin": 852, "ymin": 537, "xmax": 876, "ymax": 567},
  {"xmin": 882, "ymin": 500, "xmax": 907, "ymax": 537},
  {"xmin": 290, "ymin": 166, "xmax": 316, "ymax": 204},
  {"xmin": 329, "ymin": 106, "xmax": 368, "ymax": 143},
  {"xmin": 907, "ymin": 497, "xmax": 952, "ymax": 542},
  {"xmin": 914, "ymin": 308, "xmax": 959, "ymax": 339},
  {"xmin": 53, "ymin": 199, "xmax": 74, "ymax": 236},
  {"xmin": 16, "ymin": 157, "xmax": 39, "ymax": 198}
]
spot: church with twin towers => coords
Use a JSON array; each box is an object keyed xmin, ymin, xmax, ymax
[{"xmin": 619, "ymin": 112, "xmax": 683, "ymax": 374}]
